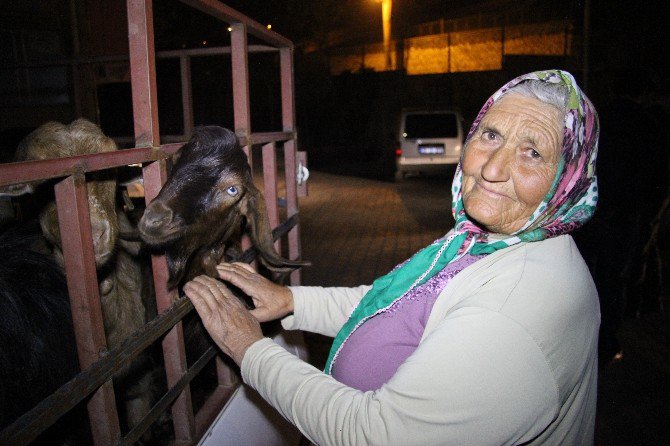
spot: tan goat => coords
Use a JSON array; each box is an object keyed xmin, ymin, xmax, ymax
[{"xmin": 1, "ymin": 119, "xmax": 156, "ymax": 436}]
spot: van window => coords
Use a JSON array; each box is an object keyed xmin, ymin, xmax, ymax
[{"xmin": 404, "ymin": 113, "xmax": 458, "ymax": 139}]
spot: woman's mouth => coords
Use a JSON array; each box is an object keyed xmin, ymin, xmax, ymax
[{"xmin": 474, "ymin": 182, "xmax": 508, "ymax": 200}]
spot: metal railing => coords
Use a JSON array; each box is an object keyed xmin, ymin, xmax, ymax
[{"xmin": 0, "ymin": 1, "xmax": 305, "ymax": 444}]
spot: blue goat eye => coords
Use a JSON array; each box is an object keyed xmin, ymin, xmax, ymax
[{"xmin": 226, "ymin": 186, "xmax": 239, "ymax": 196}]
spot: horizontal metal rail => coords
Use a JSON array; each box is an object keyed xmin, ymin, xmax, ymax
[
  {"xmin": 0, "ymin": 130, "xmax": 295, "ymax": 187},
  {"xmin": 179, "ymin": 0, "xmax": 293, "ymax": 48},
  {"xmin": 0, "ymin": 144, "xmax": 180, "ymax": 186},
  {"xmin": 241, "ymin": 131, "xmax": 295, "ymax": 146},
  {"xmin": 0, "ymin": 214, "xmax": 301, "ymax": 446},
  {"xmin": 1, "ymin": 45, "xmax": 280, "ymax": 70},
  {"xmin": 120, "ymin": 345, "xmax": 218, "ymax": 446}
]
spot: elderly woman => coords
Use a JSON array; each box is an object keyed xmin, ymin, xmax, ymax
[{"xmin": 185, "ymin": 70, "xmax": 600, "ymax": 445}]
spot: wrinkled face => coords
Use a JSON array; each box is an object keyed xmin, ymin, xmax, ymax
[{"xmin": 461, "ymin": 93, "xmax": 563, "ymax": 234}]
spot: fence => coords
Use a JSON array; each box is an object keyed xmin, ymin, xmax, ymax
[{"xmin": 0, "ymin": 1, "xmax": 305, "ymax": 444}]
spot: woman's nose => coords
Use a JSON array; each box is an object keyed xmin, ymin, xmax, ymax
[{"xmin": 480, "ymin": 146, "xmax": 511, "ymax": 182}]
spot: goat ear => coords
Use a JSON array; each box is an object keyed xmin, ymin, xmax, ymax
[
  {"xmin": 0, "ymin": 182, "xmax": 35, "ymax": 197},
  {"xmin": 241, "ymin": 185, "xmax": 309, "ymax": 272}
]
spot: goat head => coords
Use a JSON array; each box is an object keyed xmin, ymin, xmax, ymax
[
  {"xmin": 138, "ymin": 126, "xmax": 308, "ymax": 288},
  {"xmin": 0, "ymin": 119, "xmax": 120, "ymax": 268}
]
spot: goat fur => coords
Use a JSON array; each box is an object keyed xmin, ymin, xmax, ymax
[
  {"xmin": 138, "ymin": 125, "xmax": 308, "ymax": 289},
  {"xmin": 0, "ymin": 119, "xmax": 157, "ymax": 437},
  {"xmin": 0, "ymin": 223, "xmax": 88, "ymax": 444}
]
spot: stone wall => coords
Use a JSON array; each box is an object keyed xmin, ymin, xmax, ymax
[{"xmin": 329, "ymin": 20, "xmax": 570, "ymax": 76}]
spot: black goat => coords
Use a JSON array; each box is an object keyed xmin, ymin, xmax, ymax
[
  {"xmin": 0, "ymin": 223, "xmax": 87, "ymax": 444},
  {"xmin": 139, "ymin": 126, "xmax": 308, "ymax": 288}
]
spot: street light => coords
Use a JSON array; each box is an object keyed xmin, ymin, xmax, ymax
[{"xmin": 375, "ymin": 0, "xmax": 392, "ymax": 70}]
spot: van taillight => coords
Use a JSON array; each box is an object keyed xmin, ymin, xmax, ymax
[{"xmin": 395, "ymin": 148, "xmax": 402, "ymax": 157}]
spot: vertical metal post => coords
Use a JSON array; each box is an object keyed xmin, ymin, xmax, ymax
[
  {"xmin": 127, "ymin": 0, "xmax": 160, "ymax": 147},
  {"xmin": 180, "ymin": 55, "xmax": 195, "ymax": 138},
  {"xmin": 231, "ymin": 21, "xmax": 253, "ymax": 260},
  {"xmin": 143, "ymin": 159, "xmax": 196, "ymax": 444},
  {"xmin": 262, "ymin": 142, "xmax": 280, "ymax": 251},
  {"xmin": 231, "ymin": 22, "xmax": 252, "ymax": 164},
  {"xmin": 280, "ymin": 46, "xmax": 303, "ymax": 285},
  {"xmin": 127, "ymin": 0, "xmax": 195, "ymax": 442},
  {"xmin": 227, "ymin": 19, "xmax": 254, "ymax": 390},
  {"xmin": 55, "ymin": 174, "xmax": 120, "ymax": 446}
]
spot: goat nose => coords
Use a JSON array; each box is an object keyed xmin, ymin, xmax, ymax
[{"xmin": 142, "ymin": 202, "xmax": 174, "ymax": 229}]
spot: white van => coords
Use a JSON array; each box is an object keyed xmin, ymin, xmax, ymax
[{"xmin": 395, "ymin": 108, "xmax": 465, "ymax": 179}]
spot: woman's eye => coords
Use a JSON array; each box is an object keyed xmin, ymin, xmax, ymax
[
  {"xmin": 481, "ymin": 130, "xmax": 498, "ymax": 142},
  {"xmin": 525, "ymin": 148, "xmax": 542, "ymax": 159},
  {"xmin": 226, "ymin": 186, "xmax": 239, "ymax": 196}
]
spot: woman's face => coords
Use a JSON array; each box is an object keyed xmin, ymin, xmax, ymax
[{"xmin": 461, "ymin": 93, "xmax": 563, "ymax": 234}]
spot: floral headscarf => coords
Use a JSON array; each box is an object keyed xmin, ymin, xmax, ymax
[{"xmin": 325, "ymin": 69, "xmax": 599, "ymax": 374}]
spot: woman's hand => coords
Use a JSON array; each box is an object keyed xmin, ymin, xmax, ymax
[
  {"xmin": 184, "ymin": 275, "xmax": 263, "ymax": 366},
  {"xmin": 216, "ymin": 262, "xmax": 294, "ymax": 322}
]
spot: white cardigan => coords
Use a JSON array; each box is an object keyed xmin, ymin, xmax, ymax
[{"xmin": 241, "ymin": 234, "xmax": 600, "ymax": 446}]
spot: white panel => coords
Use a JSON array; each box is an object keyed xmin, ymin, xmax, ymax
[{"xmin": 198, "ymin": 330, "xmax": 309, "ymax": 446}]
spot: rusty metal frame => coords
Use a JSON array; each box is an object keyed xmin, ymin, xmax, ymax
[{"xmin": 0, "ymin": 1, "xmax": 305, "ymax": 444}]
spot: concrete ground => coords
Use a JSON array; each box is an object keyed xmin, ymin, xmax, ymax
[{"xmin": 294, "ymin": 170, "xmax": 669, "ymax": 446}]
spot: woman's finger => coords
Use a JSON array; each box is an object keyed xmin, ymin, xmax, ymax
[
  {"xmin": 230, "ymin": 262, "xmax": 256, "ymax": 273},
  {"xmin": 192, "ymin": 275, "xmax": 230, "ymax": 306},
  {"xmin": 216, "ymin": 263, "xmax": 254, "ymax": 290},
  {"xmin": 184, "ymin": 279, "xmax": 219, "ymax": 315}
]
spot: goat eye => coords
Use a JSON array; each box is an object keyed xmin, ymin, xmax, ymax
[{"xmin": 226, "ymin": 186, "xmax": 239, "ymax": 197}]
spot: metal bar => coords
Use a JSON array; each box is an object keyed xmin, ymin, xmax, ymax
[
  {"xmin": 262, "ymin": 142, "xmax": 280, "ymax": 252},
  {"xmin": 231, "ymin": 17, "xmax": 254, "ymax": 305},
  {"xmin": 243, "ymin": 131, "xmax": 295, "ymax": 146},
  {"xmin": 0, "ymin": 147, "xmax": 173, "ymax": 187},
  {"xmin": 283, "ymin": 140, "xmax": 302, "ymax": 286},
  {"xmin": 120, "ymin": 345, "xmax": 217, "ymax": 446},
  {"xmin": 213, "ymin": 20, "xmax": 252, "ymax": 393},
  {"xmin": 279, "ymin": 48, "xmax": 296, "ymax": 132},
  {"xmin": 180, "ymin": 55, "xmax": 194, "ymax": 138},
  {"xmin": 213, "ymin": 353, "xmax": 240, "ymax": 397},
  {"xmin": 2, "ymin": 45, "xmax": 279, "ymax": 70},
  {"xmin": 142, "ymin": 160, "xmax": 196, "ymax": 443},
  {"xmin": 280, "ymin": 47, "xmax": 303, "ymax": 285},
  {"xmin": 237, "ymin": 213, "xmax": 300, "ymax": 263},
  {"xmin": 127, "ymin": 0, "xmax": 160, "ymax": 148},
  {"xmin": 158, "ymin": 44, "xmax": 278, "ymax": 58},
  {"xmin": 231, "ymin": 22, "xmax": 252, "ymax": 163},
  {"xmin": 0, "ymin": 294, "xmax": 194, "ymax": 446},
  {"xmin": 0, "ymin": 212, "xmax": 302, "ymax": 445},
  {"xmin": 223, "ymin": 20, "xmax": 253, "ymax": 387},
  {"xmin": 116, "ymin": 131, "xmax": 294, "ymax": 152},
  {"xmin": 128, "ymin": 0, "xmax": 195, "ymax": 437},
  {"xmin": 178, "ymin": 0, "xmax": 293, "ymax": 48},
  {"xmin": 194, "ymin": 381, "xmax": 238, "ymax": 439},
  {"xmin": 54, "ymin": 174, "xmax": 120, "ymax": 446}
]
